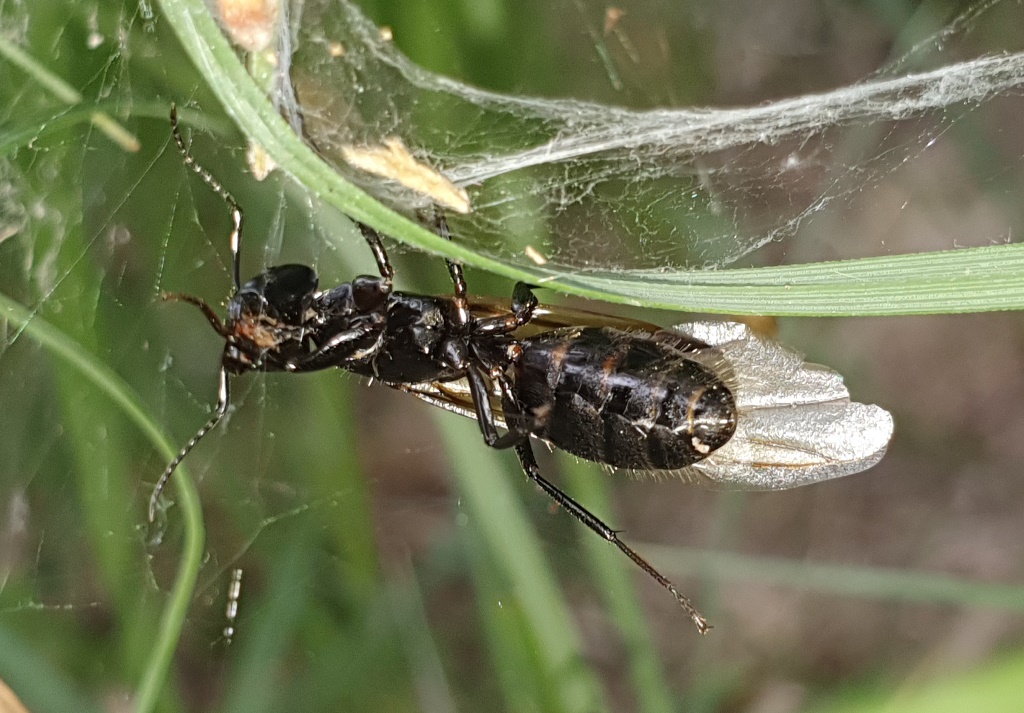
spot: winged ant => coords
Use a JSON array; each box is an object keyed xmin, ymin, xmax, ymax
[{"xmin": 154, "ymin": 107, "xmax": 893, "ymax": 633}]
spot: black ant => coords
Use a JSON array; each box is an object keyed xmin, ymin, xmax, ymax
[{"xmin": 154, "ymin": 107, "xmax": 894, "ymax": 633}]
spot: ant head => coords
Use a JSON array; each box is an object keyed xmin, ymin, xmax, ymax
[
  {"xmin": 219, "ymin": 264, "xmax": 320, "ymax": 372},
  {"xmin": 270, "ymin": 274, "xmax": 391, "ymax": 367},
  {"xmin": 230, "ymin": 264, "xmax": 319, "ymax": 325}
]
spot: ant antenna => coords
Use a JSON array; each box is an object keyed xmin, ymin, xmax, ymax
[
  {"xmin": 161, "ymin": 292, "xmax": 231, "ymax": 337},
  {"xmin": 170, "ymin": 105, "xmax": 244, "ymax": 293},
  {"xmin": 149, "ymin": 365, "xmax": 231, "ymax": 522},
  {"xmin": 153, "ymin": 106, "xmax": 245, "ymax": 521}
]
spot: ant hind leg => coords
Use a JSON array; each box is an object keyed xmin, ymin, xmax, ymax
[{"xmin": 512, "ymin": 441, "xmax": 711, "ymax": 634}]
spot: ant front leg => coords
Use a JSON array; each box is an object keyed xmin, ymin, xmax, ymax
[
  {"xmin": 355, "ymin": 222, "xmax": 395, "ymax": 284},
  {"xmin": 284, "ymin": 321, "xmax": 383, "ymax": 372}
]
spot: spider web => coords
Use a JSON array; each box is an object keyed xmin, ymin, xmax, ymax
[
  {"xmin": 282, "ymin": 0, "xmax": 1024, "ymax": 270},
  {"xmin": 1, "ymin": 0, "xmax": 1024, "ymax": 707}
]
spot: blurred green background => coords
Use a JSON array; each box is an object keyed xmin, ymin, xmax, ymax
[{"xmin": 2, "ymin": 0, "xmax": 1024, "ymax": 712}]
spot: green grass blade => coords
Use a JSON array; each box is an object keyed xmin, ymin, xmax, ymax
[
  {"xmin": 157, "ymin": 0, "xmax": 1024, "ymax": 315},
  {"xmin": 559, "ymin": 245, "xmax": 1024, "ymax": 315},
  {"xmin": 0, "ymin": 294, "xmax": 205, "ymax": 713},
  {"xmin": 222, "ymin": 528, "xmax": 314, "ymax": 713},
  {"xmin": 0, "ymin": 625, "xmax": 106, "ymax": 713},
  {"xmin": 561, "ymin": 457, "xmax": 678, "ymax": 713},
  {"xmin": 804, "ymin": 650, "xmax": 1024, "ymax": 713},
  {"xmin": 0, "ymin": 34, "xmax": 82, "ymax": 103},
  {"xmin": 0, "ymin": 35, "xmax": 139, "ymax": 151},
  {"xmin": 643, "ymin": 545, "xmax": 1024, "ymax": 611},
  {"xmin": 434, "ymin": 414, "xmax": 607, "ymax": 713}
]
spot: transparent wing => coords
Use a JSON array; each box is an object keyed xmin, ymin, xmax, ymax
[
  {"xmin": 399, "ymin": 295, "xmax": 664, "ymax": 427},
  {"xmin": 676, "ymin": 321, "xmax": 894, "ymax": 489},
  {"xmin": 467, "ymin": 295, "xmax": 663, "ymax": 336},
  {"xmin": 400, "ymin": 300, "xmax": 670, "ymax": 429},
  {"xmin": 395, "ymin": 379, "xmax": 509, "ymax": 429},
  {"xmin": 397, "ymin": 320, "xmax": 893, "ymax": 491}
]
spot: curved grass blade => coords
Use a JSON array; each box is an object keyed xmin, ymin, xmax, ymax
[
  {"xmin": 157, "ymin": 0, "xmax": 1024, "ymax": 316},
  {"xmin": 0, "ymin": 293, "xmax": 205, "ymax": 713}
]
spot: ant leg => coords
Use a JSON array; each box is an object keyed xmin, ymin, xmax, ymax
[
  {"xmin": 170, "ymin": 106, "xmax": 244, "ymax": 293},
  {"xmin": 513, "ymin": 441, "xmax": 711, "ymax": 634},
  {"xmin": 433, "ymin": 212, "xmax": 471, "ymax": 327},
  {"xmin": 472, "ymin": 368, "xmax": 534, "ymax": 451},
  {"xmin": 433, "ymin": 212, "xmax": 466, "ymax": 296},
  {"xmin": 473, "ymin": 282, "xmax": 539, "ymax": 336},
  {"xmin": 284, "ymin": 322, "xmax": 383, "ymax": 372},
  {"xmin": 355, "ymin": 222, "xmax": 395, "ymax": 283},
  {"xmin": 150, "ymin": 365, "xmax": 231, "ymax": 522},
  {"xmin": 466, "ymin": 364, "xmax": 527, "ymax": 449},
  {"xmin": 511, "ymin": 282, "xmax": 539, "ymax": 322},
  {"xmin": 466, "ymin": 365, "xmax": 502, "ymax": 444},
  {"xmin": 161, "ymin": 292, "xmax": 230, "ymax": 337}
]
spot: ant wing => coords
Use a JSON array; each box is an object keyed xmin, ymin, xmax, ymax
[
  {"xmin": 400, "ymin": 299, "xmax": 665, "ymax": 434},
  {"xmin": 669, "ymin": 321, "xmax": 894, "ymax": 490},
  {"xmin": 399, "ymin": 318, "xmax": 892, "ymax": 491},
  {"xmin": 467, "ymin": 295, "xmax": 663, "ymax": 337},
  {"xmin": 396, "ymin": 379, "xmax": 509, "ymax": 430}
]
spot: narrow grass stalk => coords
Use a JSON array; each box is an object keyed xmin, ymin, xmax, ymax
[
  {"xmin": 434, "ymin": 414, "xmax": 608, "ymax": 713},
  {"xmin": 643, "ymin": 544, "xmax": 1024, "ymax": 611},
  {"xmin": 0, "ymin": 36, "xmax": 139, "ymax": 151}
]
